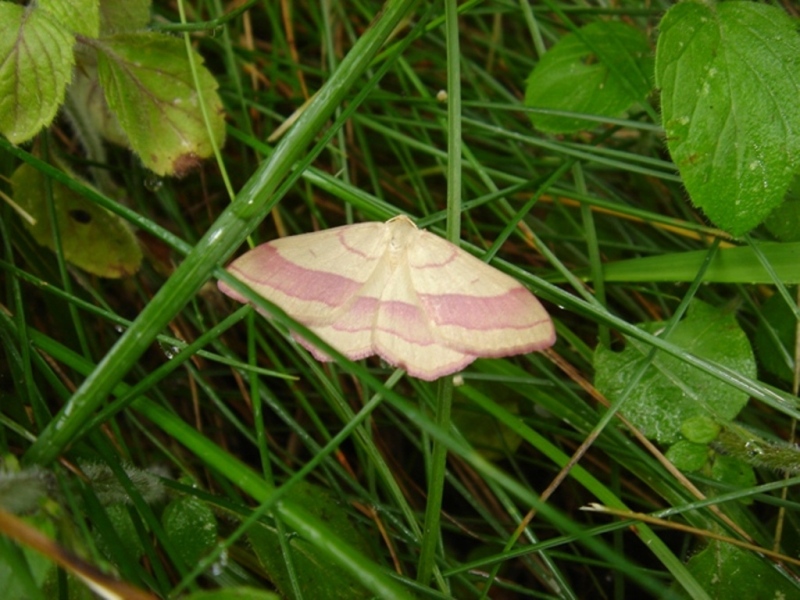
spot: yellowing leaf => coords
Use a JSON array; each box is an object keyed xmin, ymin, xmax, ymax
[
  {"xmin": 0, "ymin": 4, "xmax": 75, "ymax": 144},
  {"xmin": 94, "ymin": 33, "xmax": 226, "ymax": 176},
  {"xmin": 11, "ymin": 163, "xmax": 142, "ymax": 278}
]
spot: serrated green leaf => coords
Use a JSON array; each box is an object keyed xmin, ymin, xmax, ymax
[
  {"xmin": 678, "ymin": 542, "xmax": 794, "ymax": 600},
  {"xmin": 525, "ymin": 21, "xmax": 652, "ymax": 133},
  {"xmin": 0, "ymin": 4, "xmax": 75, "ymax": 144},
  {"xmin": 162, "ymin": 495, "xmax": 218, "ymax": 568},
  {"xmin": 11, "ymin": 163, "xmax": 142, "ymax": 278},
  {"xmin": 94, "ymin": 32, "xmax": 225, "ymax": 176},
  {"xmin": 99, "ymin": 0, "xmax": 151, "ymax": 35},
  {"xmin": 39, "ymin": 0, "xmax": 99, "ymax": 37},
  {"xmin": 248, "ymin": 482, "xmax": 374, "ymax": 600},
  {"xmin": 597, "ymin": 242, "xmax": 800, "ymax": 284},
  {"xmin": 656, "ymin": 2, "xmax": 800, "ymax": 235},
  {"xmin": 594, "ymin": 301, "xmax": 755, "ymax": 444},
  {"xmin": 665, "ymin": 441, "xmax": 708, "ymax": 472}
]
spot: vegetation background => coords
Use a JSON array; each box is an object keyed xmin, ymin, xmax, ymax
[{"xmin": 2, "ymin": 0, "xmax": 800, "ymax": 599}]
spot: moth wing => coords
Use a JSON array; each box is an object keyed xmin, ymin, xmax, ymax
[
  {"xmin": 219, "ymin": 222, "xmax": 389, "ymax": 325},
  {"xmin": 407, "ymin": 231, "xmax": 555, "ymax": 358},
  {"xmin": 373, "ymin": 259, "xmax": 476, "ymax": 381}
]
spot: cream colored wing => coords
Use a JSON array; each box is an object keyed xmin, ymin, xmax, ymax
[
  {"xmin": 219, "ymin": 221, "xmax": 390, "ymax": 326},
  {"xmin": 372, "ymin": 257, "xmax": 476, "ymax": 381},
  {"xmin": 406, "ymin": 230, "xmax": 555, "ymax": 358}
]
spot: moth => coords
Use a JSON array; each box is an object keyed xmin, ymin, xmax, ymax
[{"xmin": 218, "ymin": 215, "xmax": 555, "ymax": 380}]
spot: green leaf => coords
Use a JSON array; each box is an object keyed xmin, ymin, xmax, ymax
[
  {"xmin": 11, "ymin": 163, "xmax": 142, "ymax": 278},
  {"xmin": 94, "ymin": 32, "xmax": 226, "ymax": 176},
  {"xmin": 594, "ymin": 301, "xmax": 755, "ymax": 444},
  {"xmin": 665, "ymin": 441, "xmax": 708, "ymax": 472},
  {"xmin": 0, "ymin": 513, "xmax": 57, "ymax": 599},
  {"xmin": 162, "ymin": 495, "xmax": 218, "ymax": 568},
  {"xmin": 656, "ymin": 2, "xmax": 800, "ymax": 235},
  {"xmin": 67, "ymin": 63, "xmax": 129, "ymax": 147},
  {"xmin": 95, "ymin": 504, "xmax": 146, "ymax": 562},
  {"xmin": 248, "ymin": 482, "xmax": 374, "ymax": 600},
  {"xmin": 710, "ymin": 454, "xmax": 755, "ymax": 495},
  {"xmin": 680, "ymin": 416, "xmax": 720, "ymax": 445},
  {"xmin": 764, "ymin": 198, "xmax": 800, "ymax": 242},
  {"xmin": 525, "ymin": 21, "xmax": 652, "ymax": 133},
  {"xmin": 39, "ymin": 0, "xmax": 99, "ymax": 37},
  {"xmin": 597, "ymin": 242, "xmax": 800, "ymax": 284},
  {"xmin": 0, "ymin": 4, "xmax": 75, "ymax": 144},
  {"xmin": 99, "ymin": 0, "xmax": 151, "ymax": 35},
  {"xmin": 753, "ymin": 293, "xmax": 796, "ymax": 383},
  {"xmin": 0, "ymin": 467, "xmax": 50, "ymax": 514},
  {"xmin": 452, "ymin": 384, "xmax": 522, "ymax": 461},
  {"xmin": 764, "ymin": 178, "xmax": 800, "ymax": 242},
  {"xmin": 679, "ymin": 542, "xmax": 795, "ymax": 600}
]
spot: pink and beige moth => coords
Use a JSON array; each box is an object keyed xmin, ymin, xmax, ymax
[{"xmin": 218, "ymin": 215, "xmax": 555, "ymax": 380}]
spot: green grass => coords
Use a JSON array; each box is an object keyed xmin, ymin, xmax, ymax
[{"xmin": 2, "ymin": 1, "xmax": 800, "ymax": 599}]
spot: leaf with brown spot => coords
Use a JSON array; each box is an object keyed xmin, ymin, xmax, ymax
[{"xmin": 93, "ymin": 32, "xmax": 226, "ymax": 176}]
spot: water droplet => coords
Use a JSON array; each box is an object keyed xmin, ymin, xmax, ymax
[
  {"xmin": 159, "ymin": 342, "xmax": 181, "ymax": 360},
  {"xmin": 745, "ymin": 440, "xmax": 764, "ymax": 458},
  {"xmin": 210, "ymin": 548, "xmax": 228, "ymax": 576},
  {"xmin": 144, "ymin": 176, "xmax": 163, "ymax": 192}
]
